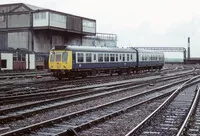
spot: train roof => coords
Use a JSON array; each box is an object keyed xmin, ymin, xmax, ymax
[
  {"xmin": 51, "ymin": 45, "xmax": 137, "ymax": 53},
  {"xmin": 137, "ymin": 49, "xmax": 163, "ymax": 54}
]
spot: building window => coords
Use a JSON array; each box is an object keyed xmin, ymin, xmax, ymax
[
  {"xmin": 0, "ymin": 15, "xmax": 5, "ymax": 22},
  {"xmin": 50, "ymin": 13, "xmax": 65, "ymax": 23},
  {"xmin": 40, "ymin": 12, "xmax": 46, "ymax": 19},
  {"xmin": 1, "ymin": 60, "xmax": 6, "ymax": 68},
  {"xmin": 77, "ymin": 53, "xmax": 84, "ymax": 63},
  {"xmin": 34, "ymin": 13, "xmax": 39, "ymax": 20}
]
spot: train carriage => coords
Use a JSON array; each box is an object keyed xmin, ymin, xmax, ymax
[
  {"xmin": 49, "ymin": 46, "xmax": 138, "ymax": 80},
  {"xmin": 137, "ymin": 49, "xmax": 164, "ymax": 71},
  {"xmin": 49, "ymin": 45, "xmax": 165, "ymax": 80}
]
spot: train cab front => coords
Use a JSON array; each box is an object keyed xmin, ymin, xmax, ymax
[{"xmin": 49, "ymin": 49, "xmax": 72, "ymax": 80}]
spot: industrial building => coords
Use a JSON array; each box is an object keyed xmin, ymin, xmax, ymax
[{"xmin": 0, "ymin": 3, "xmax": 117, "ymax": 70}]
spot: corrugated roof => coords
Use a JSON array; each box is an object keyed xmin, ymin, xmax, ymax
[{"xmin": 24, "ymin": 3, "xmax": 46, "ymax": 10}]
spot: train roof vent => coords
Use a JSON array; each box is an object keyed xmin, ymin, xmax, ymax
[{"xmin": 54, "ymin": 46, "xmax": 67, "ymax": 50}]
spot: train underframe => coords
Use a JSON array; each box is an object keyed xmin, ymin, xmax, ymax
[{"xmin": 51, "ymin": 65, "xmax": 163, "ymax": 80}]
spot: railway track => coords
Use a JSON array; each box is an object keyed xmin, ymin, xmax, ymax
[
  {"xmin": 0, "ymin": 71, "xmax": 193, "ymax": 105},
  {"xmin": 0, "ymin": 74, "xmax": 198, "ymax": 135},
  {"xmin": 0, "ymin": 65, "xmax": 195, "ymax": 97},
  {"xmin": 178, "ymin": 88, "xmax": 200, "ymax": 136},
  {"xmin": 126, "ymin": 76, "xmax": 200, "ymax": 136},
  {"xmin": 0, "ymin": 71, "xmax": 50, "ymax": 80},
  {"xmin": 0, "ymin": 65, "xmax": 194, "ymax": 98},
  {"xmin": 0, "ymin": 77, "xmax": 188, "ymax": 123}
]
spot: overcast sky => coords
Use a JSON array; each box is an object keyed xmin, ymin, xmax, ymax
[{"xmin": 1, "ymin": 0, "xmax": 200, "ymax": 58}]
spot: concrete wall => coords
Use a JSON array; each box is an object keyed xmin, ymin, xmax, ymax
[
  {"xmin": 8, "ymin": 31, "xmax": 29, "ymax": 49},
  {"xmin": 34, "ymin": 31, "xmax": 83, "ymax": 52},
  {"xmin": 34, "ymin": 31, "xmax": 51, "ymax": 53},
  {"xmin": 8, "ymin": 14, "xmax": 30, "ymax": 28},
  {"xmin": 26, "ymin": 54, "xmax": 35, "ymax": 69},
  {"xmin": 52, "ymin": 35, "xmax": 65, "ymax": 46},
  {"xmin": 1, "ymin": 53, "xmax": 13, "ymax": 70}
]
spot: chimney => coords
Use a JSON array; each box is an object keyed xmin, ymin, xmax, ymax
[{"xmin": 188, "ymin": 37, "xmax": 190, "ymax": 59}]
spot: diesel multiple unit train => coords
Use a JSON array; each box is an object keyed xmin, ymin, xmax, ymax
[{"xmin": 49, "ymin": 45, "xmax": 165, "ymax": 80}]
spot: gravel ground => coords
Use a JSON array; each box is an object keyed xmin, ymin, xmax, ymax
[
  {"xmin": 0, "ymin": 77, "xmax": 182, "ymax": 132},
  {"xmin": 0, "ymin": 77, "xmax": 184, "ymax": 110},
  {"xmin": 78, "ymin": 98, "xmax": 167, "ymax": 136}
]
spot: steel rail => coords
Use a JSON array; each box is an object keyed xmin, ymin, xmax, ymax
[
  {"xmin": 176, "ymin": 86, "xmax": 200, "ymax": 136},
  {"xmin": 125, "ymin": 75, "xmax": 200, "ymax": 136}
]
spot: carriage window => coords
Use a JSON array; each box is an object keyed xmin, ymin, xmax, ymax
[
  {"xmin": 130, "ymin": 54, "xmax": 133, "ymax": 61},
  {"xmin": 86, "ymin": 53, "xmax": 92, "ymax": 62},
  {"xmin": 127, "ymin": 54, "xmax": 129, "ymax": 61},
  {"xmin": 122, "ymin": 54, "xmax": 125, "ymax": 62},
  {"xmin": 110, "ymin": 54, "xmax": 115, "ymax": 62},
  {"xmin": 62, "ymin": 52, "xmax": 68, "ymax": 62},
  {"xmin": 104, "ymin": 54, "xmax": 109, "ymax": 62},
  {"xmin": 93, "ymin": 54, "xmax": 96, "ymax": 61},
  {"xmin": 142, "ymin": 55, "xmax": 144, "ymax": 61},
  {"xmin": 50, "ymin": 52, "xmax": 55, "ymax": 62},
  {"xmin": 119, "ymin": 54, "xmax": 122, "ymax": 61},
  {"xmin": 78, "ymin": 53, "xmax": 84, "ymax": 63},
  {"xmin": 116, "ymin": 54, "xmax": 118, "ymax": 62},
  {"xmin": 98, "ymin": 54, "xmax": 103, "ymax": 62},
  {"xmin": 56, "ymin": 52, "xmax": 62, "ymax": 62}
]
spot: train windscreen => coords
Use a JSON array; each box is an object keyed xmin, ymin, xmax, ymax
[
  {"xmin": 62, "ymin": 52, "xmax": 68, "ymax": 62},
  {"xmin": 50, "ymin": 52, "xmax": 55, "ymax": 62},
  {"xmin": 56, "ymin": 52, "xmax": 62, "ymax": 62}
]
